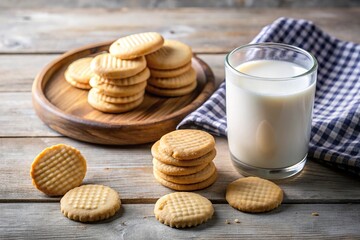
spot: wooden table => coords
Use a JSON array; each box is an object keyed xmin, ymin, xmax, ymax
[{"xmin": 1, "ymin": 7, "xmax": 359, "ymax": 239}]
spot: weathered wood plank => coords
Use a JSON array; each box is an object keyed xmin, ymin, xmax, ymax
[
  {"xmin": 0, "ymin": 203, "xmax": 359, "ymax": 239},
  {"xmin": 1, "ymin": 137, "xmax": 359, "ymax": 202},
  {"xmin": 0, "ymin": 8, "xmax": 359, "ymax": 53}
]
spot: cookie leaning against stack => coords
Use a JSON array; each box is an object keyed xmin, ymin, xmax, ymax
[
  {"xmin": 146, "ymin": 40, "xmax": 197, "ymax": 97},
  {"xmin": 151, "ymin": 129, "xmax": 217, "ymax": 191},
  {"xmin": 88, "ymin": 32, "xmax": 164, "ymax": 113},
  {"xmin": 64, "ymin": 57, "xmax": 94, "ymax": 89}
]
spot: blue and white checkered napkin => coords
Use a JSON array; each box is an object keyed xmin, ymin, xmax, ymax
[{"xmin": 178, "ymin": 17, "xmax": 360, "ymax": 176}]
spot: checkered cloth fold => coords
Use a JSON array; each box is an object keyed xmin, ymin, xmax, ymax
[{"xmin": 178, "ymin": 17, "xmax": 360, "ymax": 176}]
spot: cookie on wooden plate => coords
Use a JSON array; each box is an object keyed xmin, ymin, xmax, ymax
[
  {"xmin": 90, "ymin": 77, "xmax": 147, "ymax": 97},
  {"xmin": 91, "ymin": 53, "xmax": 146, "ymax": 79},
  {"xmin": 94, "ymin": 67, "xmax": 150, "ymax": 86},
  {"xmin": 110, "ymin": 32, "xmax": 164, "ymax": 59},
  {"xmin": 30, "ymin": 144, "xmax": 87, "ymax": 196},
  {"xmin": 147, "ymin": 67, "xmax": 196, "ymax": 89},
  {"xmin": 146, "ymin": 80, "xmax": 197, "ymax": 97},
  {"xmin": 65, "ymin": 57, "xmax": 94, "ymax": 84},
  {"xmin": 154, "ymin": 192, "xmax": 214, "ymax": 228},
  {"xmin": 226, "ymin": 177, "xmax": 283, "ymax": 213},
  {"xmin": 146, "ymin": 40, "xmax": 192, "ymax": 70},
  {"xmin": 61, "ymin": 184, "xmax": 121, "ymax": 222},
  {"xmin": 149, "ymin": 62, "xmax": 192, "ymax": 78},
  {"xmin": 88, "ymin": 89, "xmax": 143, "ymax": 113}
]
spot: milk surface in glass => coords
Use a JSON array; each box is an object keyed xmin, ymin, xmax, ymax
[{"xmin": 226, "ymin": 60, "xmax": 316, "ymax": 169}]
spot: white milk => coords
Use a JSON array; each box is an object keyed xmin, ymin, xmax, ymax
[{"xmin": 226, "ymin": 60, "xmax": 315, "ymax": 168}]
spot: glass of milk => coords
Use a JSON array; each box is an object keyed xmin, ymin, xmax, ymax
[{"xmin": 225, "ymin": 43, "xmax": 317, "ymax": 179}]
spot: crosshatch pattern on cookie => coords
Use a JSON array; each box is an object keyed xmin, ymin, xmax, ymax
[{"xmin": 31, "ymin": 144, "xmax": 87, "ymax": 196}]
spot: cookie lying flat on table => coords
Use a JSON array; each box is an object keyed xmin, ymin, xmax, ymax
[
  {"xmin": 61, "ymin": 184, "xmax": 121, "ymax": 222},
  {"xmin": 159, "ymin": 129, "xmax": 215, "ymax": 160},
  {"xmin": 110, "ymin": 32, "xmax": 164, "ymax": 59},
  {"xmin": 91, "ymin": 53, "xmax": 146, "ymax": 79},
  {"xmin": 30, "ymin": 144, "xmax": 87, "ymax": 196},
  {"xmin": 226, "ymin": 177, "xmax": 283, "ymax": 213},
  {"xmin": 154, "ymin": 192, "xmax": 214, "ymax": 228},
  {"xmin": 146, "ymin": 40, "xmax": 192, "ymax": 70}
]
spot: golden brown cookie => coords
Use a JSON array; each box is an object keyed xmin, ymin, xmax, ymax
[
  {"xmin": 146, "ymin": 40, "xmax": 192, "ymax": 70},
  {"xmin": 154, "ymin": 162, "xmax": 216, "ymax": 184},
  {"xmin": 154, "ymin": 170, "xmax": 217, "ymax": 191},
  {"xmin": 154, "ymin": 192, "xmax": 214, "ymax": 228},
  {"xmin": 159, "ymin": 129, "xmax": 215, "ymax": 160},
  {"xmin": 88, "ymin": 89, "xmax": 143, "ymax": 113},
  {"xmin": 148, "ymin": 67, "xmax": 196, "ymax": 89},
  {"xmin": 95, "ymin": 67, "xmax": 150, "ymax": 86},
  {"xmin": 110, "ymin": 32, "xmax": 164, "ymax": 59},
  {"xmin": 65, "ymin": 57, "xmax": 94, "ymax": 84},
  {"xmin": 226, "ymin": 177, "xmax": 283, "ymax": 213},
  {"xmin": 151, "ymin": 141, "xmax": 216, "ymax": 167},
  {"xmin": 61, "ymin": 184, "xmax": 121, "ymax": 222},
  {"xmin": 153, "ymin": 158, "xmax": 208, "ymax": 176},
  {"xmin": 89, "ymin": 88, "xmax": 144, "ymax": 104},
  {"xmin": 146, "ymin": 80, "xmax": 197, "ymax": 97},
  {"xmin": 91, "ymin": 53, "xmax": 146, "ymax": 79},
  {"xmin": 30, "ymin": 144, "xmax": 87, "ymax": 196},
  {"xmin": 149, "ymin": 62, "xmax": 191, "ymax": 78},
  {"xmin": 90, "ymin": 77, "xmax": 147, "ymax": 97},
  {"xmin": 64, "ymin": 71, "xmax": 91, "ymax": 90}
]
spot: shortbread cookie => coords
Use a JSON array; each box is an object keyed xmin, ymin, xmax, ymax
[
  {"xmin": 159, "ymin": 129, "xmax": 215, "ymax": 160},
  {"xmin": 88, "ymin": 90, "xmax": 143, "ymax": 113},
  {"xmin": 226, "ymin": 177, "xmax": 283, "ymax": 213},
  {"xmin": 110, "ymin": 32, "xmax": 164, "ymax": 59},
  {"xmin": 90, "ymin": 88, "xmax": 144, "ymax": 104},
  {"xmin": 154, "ymin": 170, "xmax": 217, "ymax": 191},
  {"xmin": 90, "ymin": 78, "xmax": 147, "ymax": 97},
  {"xmin": 95, "ymin": 67, "xmax": 150, "ymax": 86},
  {"xmin": 61, "ymin": 184, "xmax": 121, "ymax": 222},
  {"xmin": 150, "ymin": 62, "xmax": 191, "ymax": 78},
  {"xmin": 154, "ymin": 192, "xmax": 214, "ymax": 228},
  {"xmin": 64, "ymin": 71, "xmax": 91, "ymax": 90},
  {"xmin": 151, "ymin": 141, "xmax": 216, "ymax": 167},
  {"xmin": 153, "ymin": 158, "xmax": 208, "ymax": 176},
  {"xmin": 30, "ymin": 144, "xmax": 87, "ymax": 196},
  {"xmin": 148, "ymin": 67, "xmax": 196, "ymax": 89},
  {"xmin": 146, "ymin": 40, "xmax": 192, "ymax": 70},
  {"xmin": 146, "ymin": 80, "xmax": 197, "ymax": 97},
  {"xmin": 91, "ymin": 53, "xmax": 146, "ymax": 79},
  {"xmin": 66, "ymin": 57, "xmax": 94, "ymax": 84},
  {"xmin": 154, "ymin": 162, "xmax": 216, "ymax": 184}
]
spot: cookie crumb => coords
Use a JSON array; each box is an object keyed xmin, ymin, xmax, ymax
[
  {"xmin": 234, "ymin": 219, "xmax": 240, "ymax": 223},
  {"xmin": 225, "ymin": 219, "xmax": 231, "ymax": 224},
  {"xmin": 311, "ymin": 212, "xmax": 319, "ymax": 216}
]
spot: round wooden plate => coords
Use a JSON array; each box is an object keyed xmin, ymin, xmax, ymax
[{"xmin": 32, "ymin": 41, "xmax": 216, "ymax": 145}]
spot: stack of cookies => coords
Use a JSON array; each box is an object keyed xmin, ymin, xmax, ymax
[
  {"xmin": 88, "ymin": 32, "xmax": 164, "ymax": 113},
  {"xmin": 64, "ymin": 57, "xmax": 94, "ymax": 90},
  {"xmin": 151, "ymin": 129, "xmax": 217, "ymax": 191},
  {"xmin": 145, "ymin": 40, "xmax": 197, "ymax": 97}
]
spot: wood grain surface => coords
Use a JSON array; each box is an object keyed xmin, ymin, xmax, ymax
[
  {"xmin": 1, "ymin": 7, "xmax": 360, "ymax": 239},
  {"xmin": 0, "ymin": 8, "xmax": 359, "ymax": 54}
]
